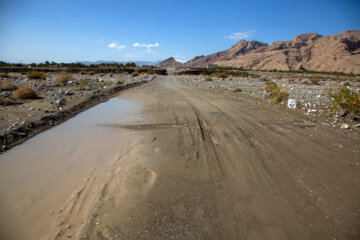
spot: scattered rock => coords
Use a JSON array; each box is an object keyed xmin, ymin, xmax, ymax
[
  {"xmin": 287, "ymin": 99, "xmax": 297, "ymax": 109},
  {"xmin": 341, "ymin": 123, "xmax": 350, "ymax": 129}
]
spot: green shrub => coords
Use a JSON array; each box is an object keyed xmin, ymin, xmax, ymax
[
  {"xmin": 14, "ymin": 87, "xmax": 39, "ymax": 99},
  {"xmin": 264, "ymin": 81, "xmax": 289, "ymax": 103},
  {"xmin": 107, "ymin": 81, "xmax": 115, "ymax": 85},
  {"xmin": 78, "ymin": 78, "xmax": 89, "ymax": 90},
  {"xmin": 326, "ymin": 88, "xmax": 360, "ymax": 116},
  {"xmin": 264, "ymin": 81, "xmax": 278, "ymax": 92},
  {"xmin": 27, "ymin": 72, "xmax": 46, "ymax": 80}
]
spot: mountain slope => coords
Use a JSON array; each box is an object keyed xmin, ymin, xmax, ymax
[
  {"xmin": 216, "ymin": 30, "xmax": 360, "ymax": 74},
  {"xmin": 156, "ymin": 57, "xmax": 183, "ymax": 68},
  {"xmin": 184, "ymin": 40, "xmax": 268, "ymax": 68}
]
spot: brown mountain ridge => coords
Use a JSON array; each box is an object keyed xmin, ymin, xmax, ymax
[{"xmin": 158, "ymin": 30, "xmax": 360, "ymax": 74}]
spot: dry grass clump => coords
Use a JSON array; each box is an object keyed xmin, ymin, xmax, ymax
[
  {"xmin": 212, "ymin": 72, "xmax": 228, "ymax": 78},
  {"xmin": 97, "ymin": 82, "xmax": 105, "ymax": 88},
  {"xmin": 27, "ymin": 72, "xmax": 46, "ymax": 80},
  {"xmin": 77, "ymin": 78, "xmax": 89, "ymax": 90},
  {"xmin": 0, "ymin": 81, "xmax": 18, "ymax": 91},
  {"xmin": 107, "ymin": 81, "xmax": 115, "ymax": 86},
  {"xmin": 205, "ymin": 76, "xmax": 212, "ymax": 81},
  {"xmin": 326, "ymin": 88, "xmax": 360, "ymax": 116},
  {"xmin": 264, "ymin": 81, "xmax": 289, "ymax": 103},
  {"xmin": 118, "ymin": 79, "xmax": 125, "ymax": 84},
  {"xmin": 13, "ymin": 87, "xmax": 39, "ymax": 99},
  {"xmin": 56, "ymin": 74, "xmax": 72, "ymax": 84},
  {"xmin": 311, "ymin": 78, "xmax": 321, "ymax": 85},
  {"xmin": 233, "ymin": 88, "xmax": 243, "ymax": 92},
  {"xmin": 1, "ymin": 72, "xmax": 10, "ymax": 78}
]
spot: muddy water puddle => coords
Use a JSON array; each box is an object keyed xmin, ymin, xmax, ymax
[{"xmin": 0, "ymin": 97, "xmax": 146, "ymax": 240}]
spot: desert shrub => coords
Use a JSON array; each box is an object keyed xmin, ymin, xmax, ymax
[
  {"xmin": 311, "ymin": 78, "xmax": 321, "ymax": 85},
  {"xmin": 107, "ymin": 81, "xmax": 115, "ymax": 85},
  {"xmin": 271, "ymin": 87, "xmax": 289, "ymax": 103},
  {"xmin": 264, "ymin": 81, "xmax": 288, "ymax": 103},
  {"xmin": 212, "ymin": 72, "xmax": 228, "ymax": 78},
  {"xmin": 264, "ymin": 81, "xmax": 278, "ymax": 92},
  {"xmin": 233, "ymin": 88, "xmax": 243, "ymax": 92},
  {"xmin": 205, "ymin": 76, "xmax": 212, "ymax": 81},
  {"xmin": 326, "ymin": 88, "xmax": 360, "ymax": 116},
  {"xmin": 118, "ymin": 79, "xmax": 125, "ymax": 84},
  {"xmin": 13, "ymin": 87, "xmax": 38, "ymax": 99},
  {"xmin": 78, "ymin": 78, "xmax": 89, "ymax": 90},
  {"xmin": 146, "ymin": 70, "xmax": 155, "ymax": 74},
  {"xmin": 277, "ymin": 75, "xmax": 283, "ymax": 80},
  {"xmin": 27, "ymin": 72, "xmax": 46, "ymax": 80},
  {"xmin": 56, "ymin": 74, "xmax": 72, "ymax": 84},
  {"xmin": 97, "ymin": 82, "xmax": 105, "ymax": 88},
  {"xmin": 0, "ymin": 72, "xmax": 10, "ymax": 78},
  {"xmin": 0, "ymin": 81, "xmax": 18, "ymax": 91},
  {"xmin": 79, "ymin": 71, "xmax": 86, "ymax": 75}
]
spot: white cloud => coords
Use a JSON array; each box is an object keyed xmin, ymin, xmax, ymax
[
  {"xmin": 225, "ymin": 31, "xmax": 256, "ymax": 40},
  {"xmin": 133, "ymin": 42, "xmax": 160, "ymax": 48},
  {"xmin": 108, "ymin": 42, "xmax": 126, "ymax": 50}
]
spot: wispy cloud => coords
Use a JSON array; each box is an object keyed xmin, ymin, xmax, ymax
[
  {"xmin": 225, "ymin": 31, "xmax": 256, "ymax": 40},
  {"xmin": 108, "ymin": 42, "xmax": 126, "ymax": 50},
  {"xmin": 133, "ymin": 42, "xmax": 160, "ymax": 48}
]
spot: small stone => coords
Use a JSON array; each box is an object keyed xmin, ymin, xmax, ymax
[
  {"xmin": 2, "ymin": 91, "xmax": 12, "ymax": 97},
  {"xmin": 96, "ymin": 222, "xmax": 100, "ymax": 225},
  {"xmin": 341, "ymin": 123, "xmax": 350, "ymax": 129},
  {"xmin": 66, "ymin": 224, "xmax": 71, "ymax": 228}
]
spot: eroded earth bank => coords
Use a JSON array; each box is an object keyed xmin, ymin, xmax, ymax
[{"xmin": 0, "ymin": 75, "xmax": 359, "ymax": 240}]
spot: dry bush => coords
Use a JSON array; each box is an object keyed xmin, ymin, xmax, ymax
[
  {"xmin": 27, "ymin": 72, "xmax": 46, "ymax": 80},
  {"xmin": 326, "ymin": 88, "xmax": 360, "ymax": 116},
  {"xmin": 1, "ymin": 72, "xmax": 10, "ymax": 78},
  {"xmin": 13, "ymin": 87, "xmax": 39, "ymax": 99},
  {"xmin": 107, "ymin": 81, "xmax": 115, "ymax": 86},
  {"xmin": 0, "ymin": 81, "xmax": 18, "ymax": 91},
  {"xmin": 311, "ymin": 78, "xmax": 321, "ymax": 85},
  {"xmin": 56, "ymin": 74, "xmax": 72, "ymax": 84},
  {"xmin": 212, "ymin": 72, "xmax": 228, "ymax": 78},
  {"xmin": 233, "ymin": 88, "xmax": 243, "ymax": 92},
  {"xmin": 264, "ymin": 81, "xmax": 288, "ymax": 103},
  {"xmin": 118, "ymin": 79, "xmax": 125, "ymax": 84},
  {"xmin": 205, "ymin": 76, "xmax": 212, "ymax": 81},
  {"xmin": 97, "ymin": 82, "xmax": 105, "ymax": 88},
  {"xmin": 78, "ymin": 78, "xmax": 89, "ymax": 90}
]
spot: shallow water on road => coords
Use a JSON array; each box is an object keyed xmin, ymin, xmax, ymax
[{"xmin": 0, "ymin": 97, "xmax": 145, "ymax": 240}]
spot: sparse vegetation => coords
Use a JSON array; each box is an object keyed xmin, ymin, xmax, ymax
[
  {"xmin": 326, "ymin": 88, "xmax": 360, "ymax": 116},
  {"xmin": 264, "ymin": 81, "xmax": 289, "ymax": 103},
  {"xmin": 56, "ymin": 74, "xmax": 72, "ymax": 84},
  {"xmin": 118, "ymin": 79, "xmax": 125, "ymax": 84},
  {"xmin": 205, "ymin": 76, "xmax": 212, "ymax": 81},
  {"xmin": 1, "ymin": 72, "xmax": 10, "ymax": 78},
  {"xmin": 97, "ymin": 82, "xmax": 105, "ymax": 88},
  {"xmin": 13, "ymin": 87, "xmax": 39, "ymax": 99},
  {"xmin": 0, "ymin": 81, "xmax": 18, "ymax": 91},
  {"xmin": 233, "ymin": 88, "xmax": 243, "ymax": 92},
  {"xmin": 311, "ymin": 78, "xmax": 321, "ymax": 85},
  {"xmin": 78, "ymin": 78, "xmax": 89, "ymax": 90},
  {"xmin": 27, "ymin": 72, "xmax": 46, "ymax": 80},
  {"xmin": 212, "ymin": 72, "xmax": 228, "ymax": 78},
  {"xmin": 107, "ymin": 81, "xmax": 115, "ymax": 86}
]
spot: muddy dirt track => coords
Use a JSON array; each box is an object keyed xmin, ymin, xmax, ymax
[{"xmin": 1, "ymin": 75, "xmax": 360, "ymax": 239}]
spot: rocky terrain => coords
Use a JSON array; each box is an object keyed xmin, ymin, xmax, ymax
[
  {"xmin": 179, "ymin": 71, "xmax": 360, "ymax": 132},
  {"xmin": 0, "ymin": 72, "xmax": 155, "ymax": 152},
  {"xmin": 164, "ymin": 30, "xmax": 360, "ymax": 74}
]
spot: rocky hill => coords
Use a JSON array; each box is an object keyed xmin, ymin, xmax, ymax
[
  {"xmin": 216, "ymin": 30, "xmax": 360, "ymax": 74},
  {"xmin": 183, "ymin": 40, "xmax": 268, "ymax": 68},
  {"xmin": 156, "ymin": 57, "xmax": 183, "ymax": 68}
]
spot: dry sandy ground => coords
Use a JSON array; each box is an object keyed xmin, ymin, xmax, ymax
[{"xmin": 0, "ymin": 75, "xmax": 360, "ymax": 239}]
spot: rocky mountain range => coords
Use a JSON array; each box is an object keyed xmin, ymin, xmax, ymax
[
  {"xmin": 155, "ymin": 57, "xmax": 183, "ymax": 68},
  {"xmin": 157, "ymin": 30, "xmax": 360, "ymax": 74}
]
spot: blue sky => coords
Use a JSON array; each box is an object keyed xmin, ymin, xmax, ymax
[{"xmin": 0, "ymin": 0, "xmax": 359, "ymax": 63}]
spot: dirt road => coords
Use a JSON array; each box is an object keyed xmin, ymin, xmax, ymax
[{"xmin": 1, "ymin": 75, "xmax": 360, "ymax": 239}]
